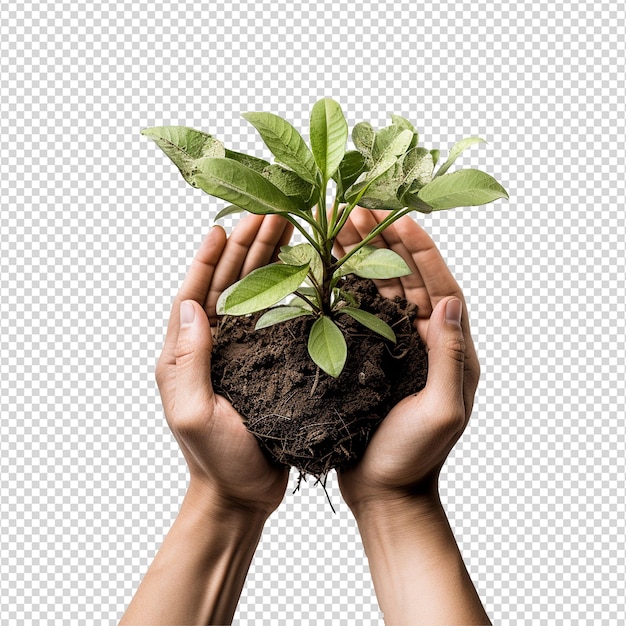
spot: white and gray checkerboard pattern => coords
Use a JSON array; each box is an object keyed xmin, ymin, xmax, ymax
[{"xmin": 1, "ymin": 1, "xmax": 624, "ymax": 623}]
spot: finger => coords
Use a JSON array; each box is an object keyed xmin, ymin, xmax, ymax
[
  {"xmin": 333, "ymin": 215, "xmax": 362, "ymax": 257},
  {"xmin": 205, "ymin": 213, "xmax": 266, "ymax": 317},
  {"xmin": 273, "ymin": 221, "xmax": 294, "ymax": 261},
  {"xmin": 426, "ymin": 295, "xmax": 480, "ymax": 431},
  {"xmin": 391, "ymin": 216, "xmax": 464, "ymax": 313},
  {"xmin": 160, "ymin": 226, "xmax": 227, "ymax": 369},
  {"xmin": 173, "ymin": 300, "xmax": 215, "ymax": 431},
  {"xmin": 460, "ymin": 311, "xmax": 480, "ymax": 425},
  {"xmin": 212, "ymin": 212, "xmax": 266, "ymax": 281},
  {"xmin": 421, "ymin": 297, "xmax": 467, "ymax": 433},
  {"xmin": 239, "ymin": 215, "xmax": 293, "ymax": 277},
  {"xmin": 347, "ymin": 206, "xmax": 390, "ymax": 249},
  {"xmin": 462, "ymin": 348, "xmax": 481, "ymax": 426},
  {"xmin": 178, "ymin": 226, "xmax": 228, "ymax": 306},
  {"xmin": 205, "ymin": 214, "xmax": 292, "ymax": 318},
  {"xmin": 390, "ymin": 216, "xmax": 479, "ymax": 396},
  {"xmin": 366, "ymin": 212, "xmax": 432, "ymax": 314},
  {"xmin": 344, "ymin": 208, "xmax": 404, "ymax": 299}
]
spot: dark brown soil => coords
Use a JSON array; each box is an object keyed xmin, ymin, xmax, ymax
[{"xmin": 211, "ymin": 276, "xmax": 428, "ymax": 480}]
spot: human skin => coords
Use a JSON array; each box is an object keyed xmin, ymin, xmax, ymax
[
  {"xmin": 120, "ymin": 210, "xmax": 490, "ymax": 625},
  {"xmin": 334, "ymin": 208, "xmax": 490, "ymax": 625},
  {"xmin": 119, "ymin": 214, "xmax": 293, "ymax": 626}
]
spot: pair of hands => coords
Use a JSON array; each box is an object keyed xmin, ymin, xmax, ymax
[{"xmin": 155, "ymin": 209, "xmax": 480, "ymax": 517}]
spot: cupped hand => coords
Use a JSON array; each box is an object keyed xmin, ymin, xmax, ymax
[
  {"xmin": 155, "ymin": 214, "xmax": 293, "ymax": 516},
  {"xmin": 333, "ymin": 208, "xmax": 481, "ymax": 511}
]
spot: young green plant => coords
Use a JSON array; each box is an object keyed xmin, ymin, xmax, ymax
[{"xmin": 142, "ymin": 98, "xmax": 508, "ymax": 377}]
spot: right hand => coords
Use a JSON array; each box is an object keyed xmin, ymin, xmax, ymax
[{"xmin": 155, "ymin": 214, "xmax": 293, "ymax": 516}]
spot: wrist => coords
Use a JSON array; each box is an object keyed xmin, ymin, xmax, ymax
[
  {"xmin": 120, "ymin": 479, "xmax": 269, "ymax": 626},
  {"xmin": 350, "ymin": 493, "xmax": 491, "ymax": 625},
  {"xmin": 184, "ymin": 477, "xmax": 273, "ymax": 528},
  {"xmin": 351, "ymin": 491, "xmax": 451, "ymax": 554},
  {"xmin": 344, "ymin": 477, "xmax": 442, "ymax": 525}
]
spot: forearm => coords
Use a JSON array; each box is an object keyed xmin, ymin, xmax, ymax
[
  {"xmin": 119, "ymin": 485, "xmax": 268, "ymax": 626},
  {"xmin": 352, "ymin": 496, "xmax": 491, "ymax": 626}
]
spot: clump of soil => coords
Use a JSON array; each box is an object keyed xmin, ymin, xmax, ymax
[{"xmin": 211, "ymin": 276, "xmax": 428, "ymax": 480}]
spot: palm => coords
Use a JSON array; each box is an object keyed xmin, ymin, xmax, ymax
[
  {"xmin": 333, "ymin": 208, "xmax": 479, "ymax": 503},
  {"xmin": 341, "ymin": 393, "xmax": 443, "ymax": 492}
]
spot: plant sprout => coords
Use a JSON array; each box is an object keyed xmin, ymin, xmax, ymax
[{"xmin": 142, "ymin": 98, "xmax": 508, "ymax": 377}]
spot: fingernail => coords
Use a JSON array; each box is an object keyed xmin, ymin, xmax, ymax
[
  {"xmin": 445, "ymin": 298, "xmax": 462, "ymax": 326},
  {"xmin": 180, "ymin": 300, "xmax": 196, "ymax": 327}
]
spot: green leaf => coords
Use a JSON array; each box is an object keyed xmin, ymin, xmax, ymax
[
  {"xmin": 214, "ymin": 204, "xmax": 245, "ymax": 221},
  {"xmin": 193, "ymin": 158, "xmax": 306, "ymax": 216},
  {"xmin": 294, "ymin": 286, "xmax": 318, "ymax": 298},
  {"xmin": 293, "ymin": 286, "xmax": 320, "ymax": 309},
  {"xmin": 289, "ymin": 294, "xmax": 316, "ymax": 310},
  {"xmin": 401, "ymin": 147, "xmax": 434, "ymax": 189},
  {"xmin": 390, "ymin": 114, "xmax": 417, "ymax": 134},
  {"xmin": 353, "ymin": 161, "xmax": 406, "ymax": 210},
  {"xmin": 339, "ymin": 245, "xmax": 412, "ymax": 279},
  {"xmin": 340, "ymin": 307, "xmax": 396, "ymax": 343},
  {"xmin": 417, "ymin": 168, "xmax": 509, "ymax": 210},
  {"xmin": 344, "ymin": 129, "xmax": 414, "ymax": 207},
  {"xmin": 396, "ymin": 147, "xmax": 434, "ymax": 206},
  {"xmin": 434, "ymin": 137, "xmax": 486, "ymax": 177},
  {"xmin": 401, "ymin": 193, "xmax": 434, "ymax": 213},
  {"xmin": 343, "ymin": 168, "xmax": 392, "ymax": 207},
  {"xmin": 367, "ymin": 129, "xmax": 414, "ymax": 179},
  {"xmin": 335, "ymin": 288, "xmax": 359, "ymax": 307},
  {"xmin": 278, "ymin": 244, "xmax": 313, "ymax": 265},
  {"xmin": 142, "ymin": 126, "xmax": 225, "ymax": 185},
  {"xmin": 261, "ymin": 164, "xmax": 316, "ymax": 208},
  {"xmin": 372, "ymin": 124, "xmax": 407, "ymax": 162},
  {"xmin": 332, "ymin": 150, "xmax": 366, "ymax": 198},
  {"xmin": 216, "ymin": 263, "xmax": 310, "ymax": 315},
  {"xmin": 308, "ymin": 316, "xmax": 347, "ymax": 378},
  {"xmin": 352, "ymin": 121, "xmax": 376, "ymax": 167},
  {"xmin": 430, "ymin": 149, "xmax": 440, "ymax": 168},
  {"xmin": 310, "ymin": 98, "xmax": 348, "ymax": 181},
  {"xmin": 224, "ymin": 148, "xmax": 270, "ymax": 173},
  {"xmin": 255, "ymin": 306, "xmax": 313, "ymax": 329},
  {"xmin": 242, "ymin": 111, "xmax": 319, "ymax": 185},
  {"xmin": 279, "ymin": 243, "xmax": 323, "ymax": 285}
]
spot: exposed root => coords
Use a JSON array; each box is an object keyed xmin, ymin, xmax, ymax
[{"xmin": 309, "ymin": 366, "xmax": 320, "ymax": 397}]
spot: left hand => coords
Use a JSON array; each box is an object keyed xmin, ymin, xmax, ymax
[{"xmin": 155, "ymin": 214, "xmax": 293, "ymax": 515}]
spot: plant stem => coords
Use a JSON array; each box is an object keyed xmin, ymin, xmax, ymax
[
  {"xmin": 307, "ymin": 269, "xmax": 323, "ymax": 295},
  {"xmin": 320, "ymin": 255, "xmax": 333, "ymax": 315},
  {"xmin": 295, "ymin": 210, "xmax": 327, "ymax": 240},
  {"xmin": 332, "ymin": 207, "xmax": 413, "ymax": 273},
  {"xmin": 329, "ymin": 159, "xmax": 401, "ymax": 240},
  {"xmin": 294, "ymin": 290, "xmax": 320, "ymax": 312},
  {"xmin": 330, "ymin": 200, "xmax": 356, "ymax": 240},
  {"xmin": 283, "ymin": 215, "xmax": 321, "ymax": 250},
  {"xmin": 316, "ymin": 179, "xmax": 328, "ymax": 245},
  {"xmin": 328, "ymin": 196, "xmax": 340, "ymax": 238}
]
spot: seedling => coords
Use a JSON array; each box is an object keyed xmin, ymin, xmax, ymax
[{"xmin": 143, "ymin": 98, "xmax": 507, "ymax": 377}]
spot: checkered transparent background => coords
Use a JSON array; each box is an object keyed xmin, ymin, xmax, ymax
[{"xmin": 1, "ymin": 1, "xmax": 624, "ymax": 623}]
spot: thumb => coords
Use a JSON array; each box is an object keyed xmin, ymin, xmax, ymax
[
  {"xmin": 175, "ymin": 300, "xmax": 215, "ymax": 408},
  {"xmin": 423, "ymin": 297, "xmax": 466, "ymax": 418}
]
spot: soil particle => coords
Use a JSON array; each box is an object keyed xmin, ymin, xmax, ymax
[{"xmin": 212, "ymin": 276, "xmax": 428, "ymax": 479}]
